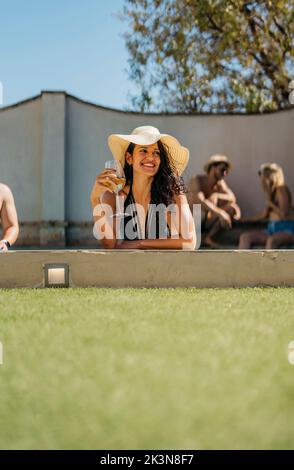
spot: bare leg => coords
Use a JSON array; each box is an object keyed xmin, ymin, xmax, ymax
[
  {"xmin": 239, "ymin": 230, "xmax": 268, "ymax": 249},
  {"xmin": 266, "ymin": 231, "xmax": 294, "ymax": 249},
  {"xmin": 204, "ymin": 203, "xmax": 239, "ymax": 247},
  {"xmin": 203, "ymin": 213, "xmax": 222, "ymax": 247},
  {"xmin": 203, "ymin": 203, "xmax": 241, "ymax": 247}
]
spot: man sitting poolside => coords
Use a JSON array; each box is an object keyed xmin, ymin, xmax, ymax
[
  {"xmin": 0, "ymin": 183, "xmax": 19, "ymax": 252},
  {"xmin": 188, "ymin": 155, "xmax": 241, "ymax": 248}
]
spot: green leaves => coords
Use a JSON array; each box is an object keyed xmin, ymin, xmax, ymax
[{"xmin": 122, "ymin": 0, "xmax": 294, "ymax": 112}]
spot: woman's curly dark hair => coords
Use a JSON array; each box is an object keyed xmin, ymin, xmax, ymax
[{"xmin": 124, "ymin": 140, "xmax": 186, "ymax": 206}]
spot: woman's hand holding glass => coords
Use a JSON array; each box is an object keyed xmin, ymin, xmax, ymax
[
  {"xmin": 91, "ymin": 160, "xmax": 126, "ymax": 205},
  {"xmin": 104, "ymin": 160, "xmax": 126, "ymax": 193}
]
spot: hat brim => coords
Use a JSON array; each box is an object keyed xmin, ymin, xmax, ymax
[
  {"xmin": 108, "ymin": 132, "xmax": 189, "ymax": 176},
  {"xmin": 204, "ymin": 159, "xmax": 232, "ymax": 173}
]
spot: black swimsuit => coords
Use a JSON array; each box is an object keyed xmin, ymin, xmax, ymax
[{"xmin": 123, "ymin": 185, "xmax": 171, "ymax": 240}]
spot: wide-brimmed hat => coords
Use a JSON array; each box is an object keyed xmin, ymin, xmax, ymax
[
  {"xmin": 204, "ymin": 155, "xmax": 232, "ymax": 173},
  {"xmin": 108, "ymin": 126, "xmax": 189, "ymax": 175}
]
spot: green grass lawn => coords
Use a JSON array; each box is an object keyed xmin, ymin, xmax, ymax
[{"xmin": 0, "ymin": 288, "xmax": 294, "ymax": 450}]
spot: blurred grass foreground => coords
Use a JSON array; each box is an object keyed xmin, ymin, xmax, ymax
[{"xmin": 0, "ymin": 287, "xmax": 294, "ymax": 449}]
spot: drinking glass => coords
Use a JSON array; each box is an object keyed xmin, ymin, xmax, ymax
[
  {"xmin": 104, "ymin": 160, "xmax": 126, "ymax": 227},
  {"xmin": 104, "ymin": 160, "xmax": 126, "ymax": 194}
]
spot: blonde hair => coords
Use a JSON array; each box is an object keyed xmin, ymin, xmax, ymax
[{"xmin": 259, "ymin": 163, "xmax": 285, "ymax": 198}]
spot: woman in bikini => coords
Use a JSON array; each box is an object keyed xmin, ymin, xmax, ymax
[
  {"xmin": 91, "ymin": 126, "xmax": 196, "ymax": 250},
  {"xmin": 239, "ymin": 163, "xmax": 294, "ymax": 249}
]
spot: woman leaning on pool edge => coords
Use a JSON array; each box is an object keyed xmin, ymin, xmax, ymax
[{"xmin": 90, "ymin": 126, "xmax": 196, "ymax": 250}]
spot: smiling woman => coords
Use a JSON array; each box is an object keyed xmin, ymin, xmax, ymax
[{"xmin": 91, "ymin": 126, "xmax": 196, "ymax": 250}]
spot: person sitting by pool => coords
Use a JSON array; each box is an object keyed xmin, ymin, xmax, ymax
[
  {"xmin": 0, "ymin": 182, "xmax": 19, "ymax": 252},
  {"xmin": 91, "ymin": 126, "xmax": 196, "ymax": 250},
  {"xmin": 187, "ymin": 155, "xmax": 241, "ymax": 248},
  {"xmin": 239, "ymin": 163, "xmax": 294, "ymax": 249}
]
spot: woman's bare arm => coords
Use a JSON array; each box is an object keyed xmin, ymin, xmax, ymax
[
  {"xmin": 0, "ymin": 184, "xmax": 19, "ymax": 248},
  {"xmin": 91, "ymin": 171, "xmax": 126, "ymax": 249},
  {"xmin": 92, "ymin": 191, "xmax": 118, "ymax": 249},
  {"xmin": 213, "ymin": 179, "xmax": 236, "ymax": 203},
  {"xmin": 267, "ymin": 186, "xmax": 292, "ymax": 219}
]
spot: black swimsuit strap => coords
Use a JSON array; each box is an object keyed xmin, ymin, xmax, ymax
[
  {"xmin": 123, "ymin": 184, "xmax": 171, "ymax": 240},
  {"xmin": 124, "ymin": 183, "xmax": 149, "ymax": 239},
  {"xmin": 124, "ymin": 182, "xmax": 135, "ymax": 208}
]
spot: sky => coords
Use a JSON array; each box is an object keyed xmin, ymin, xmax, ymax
[{"xmin": 0, "ymin": 0, "xmax": 138, "ymax": 110}]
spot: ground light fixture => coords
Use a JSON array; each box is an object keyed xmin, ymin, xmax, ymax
[{"xmin": 44, "ymin": 263, "xmax": 70, "ymax": 288}]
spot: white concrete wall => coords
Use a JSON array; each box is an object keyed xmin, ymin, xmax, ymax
[
  {"xmin": 66, "ymin": 95, "xmax": 294, "ymax": 219},
  {"xmin": 0, "ymin": 91, "xmax": 293, "ymax": 245},
  {"xmin": 0, "ymin": 97, "xmax": 42, "ymax": 221}
]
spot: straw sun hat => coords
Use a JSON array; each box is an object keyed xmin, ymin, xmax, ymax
[
  {"xmin": 203, "ymin": 154, "xmax": 232, "ymax": 173},
  {"xmin": 108, "ymin": 126, "xmax": 189, "ymax": 176}
]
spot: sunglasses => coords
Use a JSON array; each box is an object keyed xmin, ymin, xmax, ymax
[{"xmin": 214, "ymin": 163, "xmax": 228, "ymax": 172}]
